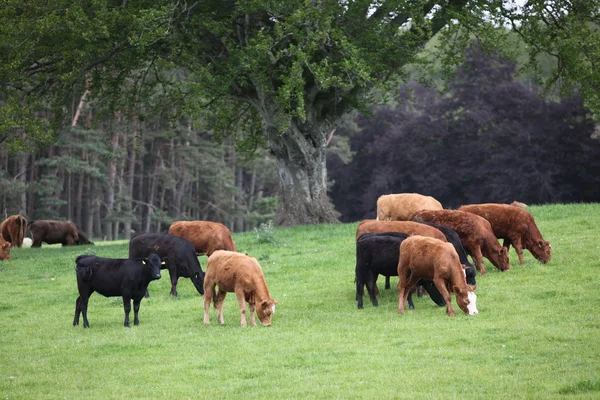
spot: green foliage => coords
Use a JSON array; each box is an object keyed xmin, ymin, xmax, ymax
[
  {"xmin": 0, "ymin": 204, "xmax": 599, "ymax": 398},
  {"xmin": 253, "ymin": 219, "xmax": 276, "ymax": 244}
]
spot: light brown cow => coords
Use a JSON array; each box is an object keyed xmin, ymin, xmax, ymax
[
  {"xmin": 412, "ymin": 209, "xmax": 510, "ymax": 275},
  {"xmin": 0, "ymin": 235, "xmax": 11, "ymax": 260},
  {"xmin": 377, "ymin": 193, "xmax": 443, "ymax": 221},
  {"xmin": 356, "ymin": 220, "xmax": 447, "ymax": 242},
  {"xmin": 203, "ymin": 250, "xmax": 277, "ymax": 327},
  {"xmin": 169, "ymin": 221, "xmax": 236, "ymax": 256},
  {"xmin": 0, "ymin": 214, "xmax": 27, "ymax": 247},
  {"xmin": 458, "ymin": 203, "xmax": 551, "ymax": 265},
  {"xmin": 509, "ymin": 201, "xmax": 528, "ymax": 209},
  {"xmin": 397, "ymin": 236, "xmax": 478, "ymax": 316}
]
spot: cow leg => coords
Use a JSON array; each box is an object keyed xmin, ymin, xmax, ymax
[
  {"xmin": 407, "ymin": 289, "xmax": 415, "ymax": 310},
  {"xmin": 248, "ymin": 303, "xmax": 257, "ymax": 327},
  {"xmin": 385, "ymin": 276, "xmax": 391, "ymax": 290},
  {"xmin": 122, "ymin": 296, "xmax": 132, "ymax": 327},
  {"xmin": 81, "ymin": 292, "xmax": 92, "ymax": 328},
  {"xmin": 31, "ymin": 238, "xmax": 42, "ymax": 248},
  {"xmin": 355, "ymin": 275, "xmax": 365, "ymax": 309},
  {"xmin": 234, "ymin": 289, "xmax": 248, "ymax": 327},
  {"xmin": 366, "ymin": 271, "xmax": 378, "ymax": 307},
  {"xmin": 502, "ymin": 238, "xmax": 512, "ymax": 253},
  {"xmin": 511, "ymin": 236, "xmax": 525, "ymax": 264},
  {"xmin": 203, "ymin": 283, "xmax": 216, "ymax": 325},
  {"xmin": 73, "ymin": 296, "xmax": 82, "ymax": 326},
  {"xmin": 433, "ymin": 277, "xmax": 455, "ymax": 316},
  {"xmin": 133, "ymin": 298, "xmax": 141, "ymax": 326},
  {"xmin": 470, "ymin": 246, "xmax": 487, "ymax": 276},
  {"xmin": 216, "ymin": 289, "xmax": 227, "ymax": 325},
  {"xmin": 168, "ymin": 269, "xmax": 179, "ymax": 297}
]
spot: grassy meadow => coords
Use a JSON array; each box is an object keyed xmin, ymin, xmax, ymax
[{"xmin": 0, "ymin": 203, "xmax": 599, "ymax": 399}]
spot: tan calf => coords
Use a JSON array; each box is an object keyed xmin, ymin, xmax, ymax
[
  {"xmin": 204, "ymin": 250, "xmax": 277, "ymax": 327},
  {"xmin": 356, "ymin": 220, "xmax": 447, "ymax": 242},
  {"xmin": 377, "ymin": 193, "xmax": 443, "ymax": 221},
  {"xmin": 397, "ymin": 236, "xmax": 478, "ymax": 317}
]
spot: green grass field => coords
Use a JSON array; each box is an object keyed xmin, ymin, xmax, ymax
[{"xmin": 1, "ymin": 203, "xmax": 599, "ymax": 399}]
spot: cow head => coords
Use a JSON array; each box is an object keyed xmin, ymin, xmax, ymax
[
  {"xmin": 256, "ymin": 299, "xmax": 278, "ymax": 326},
  {"xmin": 454, "ymin": 286, "xmax": 478, "ymax": 316},
  {"xmin": 143, "ymin": 253, "xmax": 163, "ymax": 280},
  {"xmin": 532, "ymin": 240, "xmax": 552, "ymax": 264},
  {"xmin": 192, "ymin": 270, "xmax": 205, "ymax": 295},
  {"xmin": 497, "ymin": 247, "xmax": 511, "ymax": 271},
  {"xmin": 0, "ymin": 240, "xmax": 10, "ymax": 260}
]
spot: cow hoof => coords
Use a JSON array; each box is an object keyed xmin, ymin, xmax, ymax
[{"xmin": 409, "ymin": 304, "xmax": 415, "ymax": 310}]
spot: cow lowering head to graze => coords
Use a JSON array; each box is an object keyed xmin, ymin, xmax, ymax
[
  {"xmin": 204, "ymin": 250, "xmax": 277, "ymax": 327},
  {"xmin": 168, "ymin": 221, "xmax": 236, "ymax": 256},
  {"xmin": 28, "ymin": 220, "xmax": 81, "ymax": 247},
  {"xmin": 398, "ymin": 236, "xmax": 478, "ymax": 317},
  {"xmin": 73, "ymin": 253, "xmax": 162, "ymax": 328},
  {"xmin": 412, "ymin": 209, "xmax": 510, "ymax": 275},
  {"xmin": 129, "ymin": 233, "xmax": 204, "ymax": 297},
  {"xmin": 376, "ymin": 193, "xmax": 443, "ymax": 221},
  {"xmin": 0, "ymin": 214, "xmax": 27, "ymax": 248},
  {"xmin": 355, "ymin": 232, "xmax": 448, "ymax": 310},
  {"xmin": 356, "ymin": 220, "xmax": 448, "ymax": 290},
  {"xmin": 0, "ymin": 236, "xmax": 11, "ymax": 260},
  {"xmin": 458, "ymin": 203, "xmax": 551, "ymax": 265}
]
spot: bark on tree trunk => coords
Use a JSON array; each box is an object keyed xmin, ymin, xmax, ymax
[{"xmin": 265, "ymin": 123, "xmax": 339, "ymax": 226}]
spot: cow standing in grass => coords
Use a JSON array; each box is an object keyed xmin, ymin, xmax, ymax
[
  {"xmin": 0, "ymin": 214, "xmax": 27, "ymax": 248},
  {"xmin": 376, "ymin": 193, "xmax": 443, "ymax": 221},
  {"xmin": 398, "ymin": 236, "xmax": 478, "ymax": 317},
  {"xmin": 73, "ymin": 253, "xmax": 162, "ymax": 328},
  {"xmin": 169, "ymin": 221, "xmax": 236, "ymax": 256}
]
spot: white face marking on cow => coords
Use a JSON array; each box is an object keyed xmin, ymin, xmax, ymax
[
  {"xmin": 271, "ymin": 304, "xmax": 276, "ymax": 314},
  {"xmin": 467, "ymin": 291, "xmax": 478, "ymax": 315}
]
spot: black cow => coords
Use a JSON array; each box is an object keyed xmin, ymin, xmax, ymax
[
  {"xmin": 73, "ymin": 253, "xmax": 162, "ymax": 328},
  {"xmin": 382, "ymin": 222, "xmax": 477, "ymax": 290},
  {"xmin": 128, "ymin": 233, "xmax": 204, "ymax": 297},
  {"xmin": 355, "ymin": 232, "xmax": 446, "ymax": 309}
]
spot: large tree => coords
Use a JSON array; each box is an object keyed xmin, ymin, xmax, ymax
[{"xmin": 1, "ymin": 1, "xmax": 598, "ymax": 225}]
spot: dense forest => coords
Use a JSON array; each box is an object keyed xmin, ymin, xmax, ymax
[{"xmin": 328, "ymin": 46, "xmax": 600, "ymax": 222}]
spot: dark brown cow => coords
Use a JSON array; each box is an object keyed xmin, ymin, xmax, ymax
[
  {"xmin": 458, "ymin": 203, "xmax": 551, "ymax": 265},
  {"xmin": 169, "ymin": 221, "xmax": 236, "ymax": 256},
  {"xmin": 377, "ymin": 193, "xmax": 443, "ymax": 221},
  {"xmin": 0, "ymin": 214, "xmax": 27, "ymax": 247},
  {"xmin": 397, "ymin": 235, "xmax": 478, "ymax": 316},
  {"xmin": 28, "ymin": 220, "xmax": 80, "ymax": 247},
  {"xmin": 203, "ymin": 250, "xmax": 277, "ymax": 327},
  {"xmin": 412, "ymin": 209, "xmax": 510, "ymax": 275},
  {"xmin": 0, "ymin": 235, "xmax": 10, "ymax": 260}
]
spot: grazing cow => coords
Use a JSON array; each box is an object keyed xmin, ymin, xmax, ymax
[
  {"xmin": 356, "ymin": 220, "xmax": 448, "ymax": 290},
  {"xmin": 73, "ymin": 253, "xmax": 162, "ymax": 328},
  {"xmin": 398, "ymin": 236, "xmax": 478, "ymax": 317},
  {"xmin": 129, "ymin": 233, "xmax": 205, "ymax": 297},
  {"xmin": 355, "ymin": 232, "xmax": 446, "ymax": 309},
  {"xmin": 28, "ymin": 220, "xmax": 84, "ymax": 247},
  {"xmin": 0, "ymin": 235, "xmax": 10, "ymax": 260},
  {"xmin": 204, "ymin": 250, "xmax": 277, "ymax": 327},
  {"xmin": 412, "ymin": 209, "xmax": 510, "ymax": 275},
  {"xmin": 168, "ymin": 221, "xmax": 236, "ymax": 256},
  {"xmin": 377, "ymin": 193, "xmax": 443, "ymax": 221},
  {"xmin": 0, "ymin": 214, "xmax": 27, "ymax": 247},
  {"xmin": 458, "ymin": 203, "xmax": 551, "ymax": 264},
  {"xmin": 510, "ymin": 201, "xmax": 528, "ymax": 209}
]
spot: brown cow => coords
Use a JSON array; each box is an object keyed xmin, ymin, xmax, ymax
[
  {"xmin": 0, "ymin": 214, "xmax": 27, "ymax": 247},
  {"xmin": 169, "ymin": 221, "xmax": 236, "ymax": 256},
  {"xmin": 377, "ymin": 193, "xmax": 443, "ymax": 221},
  {"xmin": 0, "ymin": 235, "xmax": 11, "ymax": 260},
  {"xmin": 458, "ymin": 203, "xmax": 551, "ymax": 265},
  {"xmin": 356, "ymin": 220, "xmax": 447, "ymax": 242},
  {"xmin": 509, "ymin": 201, "xmax": 528, "ymax": 209},
  {"xmin": 412, "ymin": 209, "xmax": 510, "ymax": 275},
  {"xmin": 397, "ymin": 235, "xmax": 478, "ymax": 316},
  {"xmin": 203, "ymin": 250, "xmax": 277, "ymax": 327},
  {"xmin": 28, "ymin": 220, "xmax": 79, "ymax": 247}
]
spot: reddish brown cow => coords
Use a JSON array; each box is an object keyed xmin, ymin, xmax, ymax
[
  {"xmin": 356, "ymin": 220, "xmax": 447, "ymax": 242},
  {"xmin": 458, "ymin": 203, "xmax": 551, "ymax": 265},
  {"xmin": 169, "ymin": 221, "xmax": 236, "ymax": 256},
  {"xmin": 0, "ymin": 235, "xmax": 11, "ymax": 260},
  {"xmin": 0, "ymin": 214, "xmax": 27, "ymax": 248},
  {"xmin": 412, "ymin": 209, "xmax": 510, "ymax": 275},
  {"xmin": 203, "ymin": 250, "xmax": 277, "ymax": 327},
  {"xmin": 397, "ymin": 235, "xmax": 478, "ymax": 316},
  {"xmin": 377, "ymin": 193, "xmax": 443, "ymax": 221}
]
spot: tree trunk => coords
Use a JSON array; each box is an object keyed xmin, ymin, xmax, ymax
[{"xmin": 265, "ymin": 122, "xmax": 339, "ymax": 226}]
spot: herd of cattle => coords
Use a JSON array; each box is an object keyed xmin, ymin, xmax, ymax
[{"xmin": 0, "ymin": 193, "xmax": 551, "ymax": 326}]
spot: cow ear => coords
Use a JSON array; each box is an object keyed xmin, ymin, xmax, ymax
[
  {"xmin": 468, "ymin": 284, "xmax": 477, "ymax": 292},
  {"xmin": 453, "ymin": 285, "xmax": 464, "ymax": 295}
]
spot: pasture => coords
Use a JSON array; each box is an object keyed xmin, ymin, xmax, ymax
[{"xmin": 0, "ymin": 203, "xmax": 599, "ymax": 399}]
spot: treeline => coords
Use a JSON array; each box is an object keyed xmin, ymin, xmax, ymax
[
  {"xmin": 0, "ymin": 111, "xmax": 279, "ymax": 239},
  {"xmin": 328, "ymin": 46, "xmax": 600, "ymax": 222}
]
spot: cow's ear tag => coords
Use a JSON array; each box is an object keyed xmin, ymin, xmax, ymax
[
  {"xmin": 142, "ymin": 260, "xmax": 146, "ymax": 265},
  {"xmin": 161, "ymin": 261, "xmax": 166, "ymax": 265}
]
